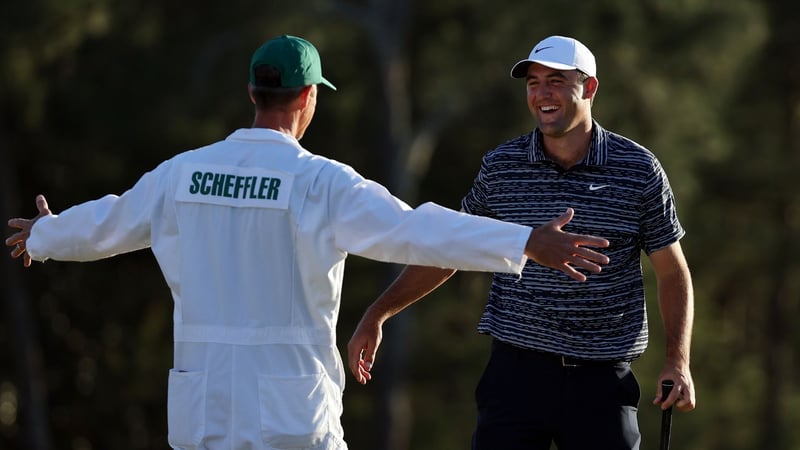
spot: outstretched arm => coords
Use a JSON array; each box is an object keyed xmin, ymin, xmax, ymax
[
  {"xmin": 6, "ymin": 195, "xmax": 52, "ymax": 267},
  {"xmin": 347, "ymin": 265, "xmax": 456, "ymax": 384},
  {"xmin": 347, "ymin": 208, "xmax": 610, "ymax": 384}
]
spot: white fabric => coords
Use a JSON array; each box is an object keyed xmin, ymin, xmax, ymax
[
  {"xmin": 510, "ymin": 35, "xmax": 597, "ymax": 78},
  {"xmin": 26, "ymin": 128, "xmax": 531, "ymax": 449}
]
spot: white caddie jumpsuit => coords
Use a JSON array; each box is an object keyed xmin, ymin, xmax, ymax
[{"xmin": 26, "ymin": 128, "xmax": 531, "ymax": 449}]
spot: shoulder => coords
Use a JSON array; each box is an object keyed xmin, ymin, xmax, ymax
[
  {"xmin": 600, "ymin": 127, "xmax": 661, "ymax": 169},
  {"xmin": 309, "ymin": 153, "xmax": 363, "ymax": 181}
]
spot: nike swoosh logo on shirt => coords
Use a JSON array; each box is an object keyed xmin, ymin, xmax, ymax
[{"xmin": 588, "ymin": 184, "xmax": 609, "ymax": 191}]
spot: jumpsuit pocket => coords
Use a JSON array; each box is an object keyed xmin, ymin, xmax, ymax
[
  {"xmin": 258, "ymin": 372, "xmax": 334, "ymax": 449},
  {"xmin": 167, "ymin": 369, "xmax": 207, "ymax": 448}
]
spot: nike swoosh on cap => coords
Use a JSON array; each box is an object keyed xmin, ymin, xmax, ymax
[{"xmin": 534, "ymin": 46, "xmax": 553, "ymax": 54}]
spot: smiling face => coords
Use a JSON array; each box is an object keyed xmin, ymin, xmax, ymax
[{"xmin": 525, "ymin": 63, "xmax": 597, "ymax": 138}]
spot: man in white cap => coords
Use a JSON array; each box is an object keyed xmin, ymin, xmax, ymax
[
  {"xmin": 6, "ymin": 35, "xmax": 612, "ymax": 449},
  {"xmin": 348, "ymin": 35, "xmax": 696, "ymax": 449}
]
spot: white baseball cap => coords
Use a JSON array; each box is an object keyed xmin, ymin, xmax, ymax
[{"xmin": 510, "ymin": 35, "xmax": 596, "ymax": 78}]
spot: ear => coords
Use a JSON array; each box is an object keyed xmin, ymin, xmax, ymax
[
  {"xmin": 297, "ymin": 85, "xmax": 315, "ymax": 109},
  {"xmin": 247, "ymin": 83, "xmax": 257, "ymax": 105},
  {"xmin": 583, "ymin": 77, "xmax": 599, "ymax": 100}
]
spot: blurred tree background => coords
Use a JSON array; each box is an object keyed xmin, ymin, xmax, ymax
[{"xmin": 1, "ymin": 0, "xmax": 798, "ymax": 449}]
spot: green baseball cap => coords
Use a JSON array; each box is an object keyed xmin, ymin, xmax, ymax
[{"xmin": 250, "ymin": 35, "xmax": 336, "ymax": 90}]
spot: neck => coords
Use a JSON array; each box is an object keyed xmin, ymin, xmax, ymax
[
  {"xmin": 541, "ymin": 119, "xmax": 593, "ymax": 170},
  {"xmin": 251, "ymin": 109, "xmax": 303, "ymax": 139}
]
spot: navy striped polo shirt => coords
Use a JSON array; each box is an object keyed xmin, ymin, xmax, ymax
[{"xmin": 462, "ymin": 121, "xmax": 684, "ymax": 361}]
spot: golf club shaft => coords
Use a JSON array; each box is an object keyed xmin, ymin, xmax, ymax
[{"xmin": 660, "ymin": 380, "xmax": 675, "ymax": 450}]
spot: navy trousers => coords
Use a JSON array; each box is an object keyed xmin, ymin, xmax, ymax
[{"xmin": 472, "ymin": 339, "xmax": 641, "ymax": 450}]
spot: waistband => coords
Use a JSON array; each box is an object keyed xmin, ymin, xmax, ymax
[
  {"xmin": 492, "ymin": 339, "xmax": 630, "ymax": 368},
  {"xmin": 174, "ymin": 324, "xmax": 336, "ymax": 346}
]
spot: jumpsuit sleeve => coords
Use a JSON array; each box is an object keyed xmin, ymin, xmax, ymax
[
  {"xmin": 26, "ymin": 161, "xmax": 171, "ymax": 262},
  {"xmin": 326, "ymin": 164, "xmax": 530, "ymax": 274}
]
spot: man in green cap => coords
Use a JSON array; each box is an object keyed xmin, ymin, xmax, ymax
[{"xmin": 6, "ymin": 35, "xmax": 610, "ymax": 449}]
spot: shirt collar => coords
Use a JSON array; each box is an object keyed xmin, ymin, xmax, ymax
[
  {"xmin": 528, "ymin": 120, "xmax": 609, "ymax": 166},
  {"xmin": 226, "ymin": 128, "xmax": 301, "ymax": 146}
]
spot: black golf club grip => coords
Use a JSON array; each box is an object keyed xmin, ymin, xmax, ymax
[{"xmin": 660, "ymin": 380, "xmax": 675, "ymax": 450}]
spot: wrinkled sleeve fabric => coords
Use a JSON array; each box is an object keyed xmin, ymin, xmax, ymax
[
  {"xmin": 325, "ymin": 164, "xmax": 530, "ymax": 274},
  {"xmin": 26, "ymin": 161, "xmax": 170, "ymax": 262}
]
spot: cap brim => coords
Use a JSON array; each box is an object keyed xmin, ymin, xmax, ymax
[
  {"xmin": 320, "ymin": 77, "xmax": 337, "ymax": 91},
  {"xmin": 510, "ymin": 60, "xmax": 530, "ymax": 78},
  {"xmin": 510, "ymin": 59, "xmax": 581, "ymax": 78}
]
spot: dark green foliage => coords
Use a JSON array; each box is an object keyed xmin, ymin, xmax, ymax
[{"xmin": 2, "ymin": 1, "xmax": 798, "ymax": 449}]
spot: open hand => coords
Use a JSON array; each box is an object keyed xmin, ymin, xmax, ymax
[
  {"xmin": 525, "ymin": 208, "xmax": 610, "ymax": 282},
  {"xmin": 6, "ymin": 194, "xmax": 52, "ymax": 267}
]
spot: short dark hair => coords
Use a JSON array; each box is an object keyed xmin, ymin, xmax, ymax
[{"xmin": 250, "ymin": 64, "xmax": 306, "ymax": 109}]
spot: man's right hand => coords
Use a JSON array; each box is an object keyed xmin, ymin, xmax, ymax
[
  {"xmin": 525, "ymin": 208, "xmax": 610, "ymax": 282},
  {"xmin": 6, "ymin": 194, "xmax": 52, "ymax": 267}
]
